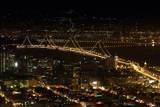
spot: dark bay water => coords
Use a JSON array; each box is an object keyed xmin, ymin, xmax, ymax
[{"xmin": 108, "ymin": 46, "xmax": 160, "ymax": 66}]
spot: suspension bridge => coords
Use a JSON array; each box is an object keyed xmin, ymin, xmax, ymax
[
  {"xmin": 16, "ymin": 36, "xmax": 111, "ymax": 59},
  {"xmin": 15, "ymin": 36, "xmax": 160, "ymax": 82}
]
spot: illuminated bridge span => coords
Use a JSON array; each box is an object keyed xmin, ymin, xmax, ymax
[
  {"xmin": 15, "ymin": 36, "xmax": 160, "ymax": 82},
  {"xmin": 116, "ymin": 58, "xmax": 160, "ymax": 81},
  {"xmin": 16, "ymin": 36, "xmax": 111, "ymax": 59}
]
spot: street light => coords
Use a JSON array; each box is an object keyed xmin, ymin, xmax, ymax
[
  {"xmin": 144, "ymin": 61, "xmax": 147, "ymax": 67},
  {"xmin": 90, "ymin": 81, "xmax": 99, "ymax": 89},
  {"xmin": 14, "ymin": 62, "xmax": 18, "ymax": 68},
  {"xmin": 92, "ymin": 81, "xmax": 98, "ymax": 85}
]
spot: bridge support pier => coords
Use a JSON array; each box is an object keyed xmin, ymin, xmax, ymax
[{"xmin": 104, "ymin": 57, "xmax": 115, "ymax": 70}]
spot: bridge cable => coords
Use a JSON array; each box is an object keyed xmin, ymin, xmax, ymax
[
  {"xmin": 73, "ymin": 37, "xmax": 82, "ymax": 49},
  {"xmin": 101, "ymin": 42, "xmax": 112, "ymax": 57},
  {"xmin": 39, "ymin": 38, "xmax": 44, "ymax": 46},
  {"xmin": 98, "ymin": 42, "xmax": 109, "ymax": 58},
  {"xmin": 63, "ymin": 37, "xmax": 78, "ymax": 49},
  {"xmin": 21, "ymin": 36, "xmax": 33, "ymax": 46},
  {"xmin": 90, "ymin": 41, "xmax": 100, "ymax": 51},
  {"xmin": 63, "ymin": 39, "xmax": 70, "ymax": 48},
  {"xmin": 39, "ymin": 35, "xmax": 52, "ymax": 46},
  {"xmin": 49, "ymin": 37, "xmax": 57, "ymax": 46},
  {"xmin": 70, "ymin": 38, "xmax": 80, "ymax": 49},
  {"xmin": 75, "ymin": 40, "xmax": 84, "ymax": 51},
  {"xmin": 46, "ymin": 36, "xmax": 55, "ymax": 46}
]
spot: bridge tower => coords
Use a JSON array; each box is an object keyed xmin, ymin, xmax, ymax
[
  {"xmin": 114, "ymin": 55, "xmax": 119, "ymax": 69},
  {"xmin": 91, "ymin": 41, "xmax": 115, "ymax": 70},
  {"xmin": 0, "ymin": 46, "xmax": 6, "ymax": 72},
  {"xmin": 72, "ymin": 67, "xmax": 80, "ymax": 91},
  {"xmin": 0, "ymin": 35, "xmax": 8, "ymax": 73},
  {"xmin": 104, "ymin": 56, "xmax": 115, "ymax": 70}
]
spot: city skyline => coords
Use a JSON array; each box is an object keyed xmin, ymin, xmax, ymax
[{"xmin": 1, "ymin": 1, "xmax": 160, "ymax": 107}]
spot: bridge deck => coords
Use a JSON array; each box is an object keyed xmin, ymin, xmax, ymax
[{"xmin": 16, "ymin": 45, "xmax": 109, "ymax": 59}]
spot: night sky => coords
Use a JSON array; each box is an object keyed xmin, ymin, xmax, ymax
[{"xmin": 0, "ymin": 1, "xmax": 160, "ymax": 26}]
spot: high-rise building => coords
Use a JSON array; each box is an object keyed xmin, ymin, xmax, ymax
[
  {"xmin": 0, "ymin": 51, "xmax": 16, "ymax": 73},
  {"xmin": 0, "ymin": 46, "xmax": 6, "ymax": 72},
  {"xmin": 71, "ymin": 66, "xmax": 80, "ymax": 91}
]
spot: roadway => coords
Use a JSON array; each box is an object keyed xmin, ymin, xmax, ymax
[
  {"xmin": 116, "ymin": 58, "xmax": 160, "ymax": 82},
  {"xmin": 16, "ymin": 45, "xmax": 109, "ymax": 59}
]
